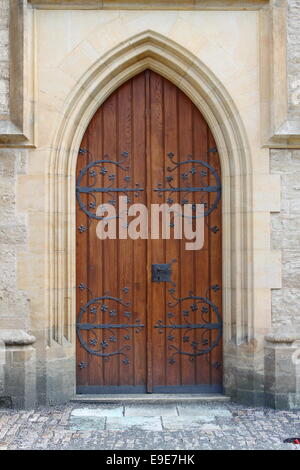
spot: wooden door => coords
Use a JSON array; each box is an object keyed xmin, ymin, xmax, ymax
[{"xmin": 76, "ymin": 70, "xmax": 222, "ymax": 394}]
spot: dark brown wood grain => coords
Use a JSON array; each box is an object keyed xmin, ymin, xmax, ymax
[{"xmin": 76, "ymin": 70, "xmax": 222, "ymax": 393}]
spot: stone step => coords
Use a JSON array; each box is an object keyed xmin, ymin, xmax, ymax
[{"xmin": 71, "ymin": 394, "xmax": 231, "ymax": 404}]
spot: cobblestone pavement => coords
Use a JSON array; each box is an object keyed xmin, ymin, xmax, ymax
[{"xmin": 0, "ymin": 401, "xmax": 300, "ymax": 450}]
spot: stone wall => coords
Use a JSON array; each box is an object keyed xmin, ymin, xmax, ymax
[
  {"xmin": 271, "ymin": 149, "xmax": 300, "ymax": 329},
  {"xmin": 288, "ymin": 0, "xmax": 300, "ymax": 119},
  {"xmin": 0, "ymin": 149, "xmax": 29, "ymax": 331},
  {"xmin": 0, "ymin": 147, "xmax": 32, "ymax": 408},
  {"xmin": 270, "ymin": 0, "xmax": 300, "ymax": 331},
  {"xmin": 269, "ymin": 2, "xmax": 300, "ymax": 407},
  {"xmin": 0, "ymin": 2, "xmax": 33, "ymax": 407},
  {"xmin": 0, "ymin": 0, "xmax": 9, "ymax": 115}
]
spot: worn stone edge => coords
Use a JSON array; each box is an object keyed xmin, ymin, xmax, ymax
[
  {"xmin": 265, "ymin": 329, "xmax": 300, "ymax": 344},
  {"xmin": 0, "ymin": 329, "xmax": 36, "ymax": 346}
]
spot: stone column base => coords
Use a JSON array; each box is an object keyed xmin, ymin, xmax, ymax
[
  {"xmin": 264, "ymin": 328, "xmax": 300, "ymax": 410},
  {"xmin": 0, "ymin": 330, "xmax": 36, "ymax": 408},
  {"xmin": 223, "ymin": 341, "xmax": 265, "ymax": 407}
]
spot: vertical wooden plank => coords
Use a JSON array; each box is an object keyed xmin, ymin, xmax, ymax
[
  {"xmin": 150, "ymin": 71, "xmax": 167, "ymax": 387},
  {"xmin": 84, "ymin": 107, "xmax": 105, "ymax": 387},
  {"xmin": 163, "ymin": 77, "xmax": 181, "ymax": 386},
  {"xmin": 117, "ymin": 80, "xmax": 135, "ymax": 386},
  {"xmin": 192, "ymin": 106, "xmax": 211, "ymax": 386},
  {"xmin": 178, "ymin": 89, "xmax": 195, "ymax": 386},
  {"xmin": 145, "ymin": 70, "xmax": 153, "ymax": 393},
  {"xmin": 208, "ymin": 129, "xmax": 223, "ymax": 387},
  {"xmin": 132, "ymin": 73, "xmax": 147, "ymax": 387},
  {"xmin": 101, "ymin": 92, "xmax": 119, "ymax": 386},
  {"xmin": 76, "ymin": 132, "xmax": 89, "ymax": 387}
]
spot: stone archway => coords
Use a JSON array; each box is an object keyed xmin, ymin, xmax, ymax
[{"xmin": 46, "ymin": 30, "xmax": 269, "ymax": 403}]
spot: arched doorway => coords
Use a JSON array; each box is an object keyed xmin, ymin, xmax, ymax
[{"xmin": 75, "ymin": 70, "xmax": 222, "ymax": 394}]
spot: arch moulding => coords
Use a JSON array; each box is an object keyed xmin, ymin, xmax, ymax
[{"xmin": 47, "ymin": 30, "xmax": 275, "ymax": 403}]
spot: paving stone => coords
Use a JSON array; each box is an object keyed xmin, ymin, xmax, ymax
[
  {"xmin": 125, "ymin": 405, "xmax": 178, "ymax": 417},
  {"xmin": 0, "ymin": 402, "xmax": 299, "ymax": 449},
  {"xmin": 162, "ymin": 416, "xmax": 215, "ymax": 430},
  {"xmin": 106, "ymin": 416, "xmax": 163, "ymax": 431},
  {"xmin": 177, "ymin": 405, "xmax": 232, "ymax": 418},
  {"xmin": 69, "ymin": 416, "xmax": 106, "ymax": 431},
  {"xmin": 71, "ymin": 406, "xmax": 123, "ymax": 417},
  {"xmin": 200, "ymin": 424, "xmax": 225, "ymax": 432}
]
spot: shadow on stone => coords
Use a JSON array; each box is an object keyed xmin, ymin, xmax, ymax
[{"xmin": 0, "ymin": 396, "xmax": 12, "ymax": 408}]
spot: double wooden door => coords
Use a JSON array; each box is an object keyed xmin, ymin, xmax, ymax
[{"xmin": 76, "ymin": 70, "xmax": 222, "ymax": 393}]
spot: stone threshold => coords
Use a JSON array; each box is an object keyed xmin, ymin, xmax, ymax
[{"xmin": 71, "ymin": 394, "xmax": 230, "ymax": 404}]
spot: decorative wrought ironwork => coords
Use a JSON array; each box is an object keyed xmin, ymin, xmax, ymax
[
  {"xmin": 76, "ymin": 284, "xmax": 144, "ymax": 366},
  {"xmin": 78, "ymin": 361, "xmax": 87, "ymax": 369},
  {"xmin": 154, "ymin": 283, "xmax": 222, "ymax": 365},
  {"xmin": 76, "ymin": 149, "xmax": 144, "ymax": 232},
  {"xmin": 154, "ymin": 152, "xmax": 221, "ymax": 232}
]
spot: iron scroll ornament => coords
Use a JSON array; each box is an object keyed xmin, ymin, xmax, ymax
[
  {"xmin": 154, "ymin": 283, "xmax": 222, "ymax": 366},
  {"xmin": 76, "ymin": 149, "xmax": 144, "ymax": 232},
  {"xmin": 76, "ymin": 284, "xmax": 144, "ymax": 366},
  {"xmin": 154, "ymin": 151, "xmax": 221, "ymax": 232}
]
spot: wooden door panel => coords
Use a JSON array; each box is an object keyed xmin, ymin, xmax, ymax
[
  {"xmin": 76, "ymin": 70, "xmax": 222, "ymax": 393},
  {"xmin": 148, "ymin": 72, "xmax": 222, "ymax": 392},
  {"xmin": 76, "ymin": 75, "xmax": 148, "ymax": 392}
]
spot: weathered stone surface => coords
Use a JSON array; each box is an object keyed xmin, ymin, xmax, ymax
[
  {"xmin": 282, "ymin": 252, "xmax": 300, "ymax": 288},
  {"xmin": 0, "ymin": 146, "xmax": 31, "ymax": 407},
  {"xmin": 3, "ymin": 344, "xmax": 36, "ymax": 408},
  {"xmin": 265, "ymin": 326, "xmax": 300, "ymax": 343},
  {"xmin": 265, "ymin": 337, "xmax": 300, "ymax": 410},
  {"xmin": 72, "ymin": 406, "xmax": 123, "ymax": 417},
  {"xmin": 162, "ymin": 416, "xmax": 214, "ymax": 429},
  {"xmin": 0, "ymin": 330, "xmax": 36, "ymax": 346},
  {"xmin": 271, "ymin": 148, "xmax": 300, "ymax": 332},
  {"xmin": 106, "ymin": 416, "xmax": 162, "ymax": 431},
  {"xmin": 177, "ymin": 405, "xmax": 232, "ymax": 418},
  {"xmin": 125, "ymin": 405, "xmax": 177, "ymax": 417},
  {"xmin": 16, "ymin": 150, "xmax": 28, "ymax": 175},
  {"xmin": 288, "ymin": 0, "xmax": 300, "ymax": 118},
  {"xmin": 0, "ymin": 150, "xmax": 16, "ymax": 177},
  {"xmin": 0, "ymin": 220, "xmax": 27, "ymax": 245},
  {"xmin": 69, "ymin": 416, "xmax": 106, "ymax": 431},
  {"xmin": 271, "ymin": 288, "xmax": 300, "ymax": 327},
  {"xmin": 0, "ymin": 0, "xmax": 8, "ymax": 113}
]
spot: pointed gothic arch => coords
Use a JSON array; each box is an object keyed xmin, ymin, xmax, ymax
[{"xmin": 47, "ymin": 30, "xmax": 256, "ymax": 399}]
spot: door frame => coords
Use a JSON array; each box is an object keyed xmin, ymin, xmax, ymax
[{"xmin": 47, "ymin": 31, "xmax": 274, "ymax": 400}]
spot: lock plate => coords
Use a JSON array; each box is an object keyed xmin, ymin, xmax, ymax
[{"xmin": 152, "ymin": 264, "xmax": 172, "ymax": 283}]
